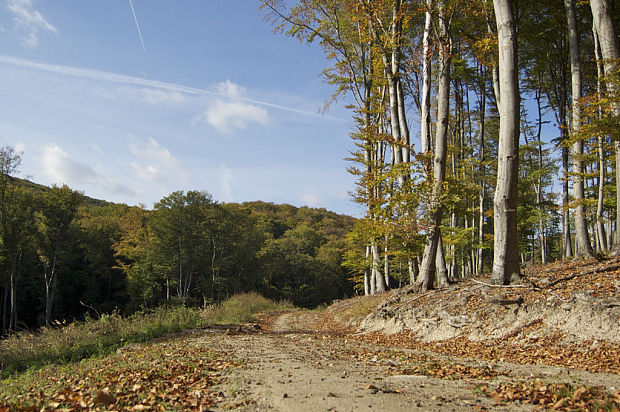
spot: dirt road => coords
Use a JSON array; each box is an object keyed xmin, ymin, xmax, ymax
[{"xmin": 193, "ymin": 310, "xmax": 618, "ymax": 411}]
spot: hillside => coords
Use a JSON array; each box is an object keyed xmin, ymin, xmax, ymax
[{"xmin": 9, "ymin": 176, "xmax": 110, "ymax": 208}]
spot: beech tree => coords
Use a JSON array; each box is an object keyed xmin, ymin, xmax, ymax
[
  {"xmin": 416, "ymin": 0, "xmax": 452, "ymax": 291},
  {"xmin": 589, "ymin": 0, "xmax": 619, "ymax": 253},
  {"xmin": 491, "ymin": 0, "xmax": 520, "ymax": 285},
  {"xmin": 565, "ymin": 0, "xmax": 594, "ymax": 258}
]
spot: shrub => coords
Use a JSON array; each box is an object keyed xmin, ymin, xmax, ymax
[{"xmin": 203, "ymin": 292, "xmax": 293, "ymax": 324}]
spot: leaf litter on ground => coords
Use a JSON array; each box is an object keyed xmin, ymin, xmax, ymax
[{"xmin": 0, "ymin": 334, "xmax": 242, "ymax": 411}]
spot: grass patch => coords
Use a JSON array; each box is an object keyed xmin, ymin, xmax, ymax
[
  {"xmin": 0, "ymin": 305, "xmax": 204, "ymax": 378},
  {"xmin": 0, "ymin": 292, "xmax": 290, "ymax": 378},
  {"xmin": 202, "ymin": 292, "xmax": 294, "ymax": 324}
]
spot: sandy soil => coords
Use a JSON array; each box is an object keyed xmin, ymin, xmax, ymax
[{"xmin": 190, "ymin": 311, "xmax": 619, "ymax": 411}]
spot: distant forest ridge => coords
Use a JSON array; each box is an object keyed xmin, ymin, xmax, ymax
[
  {"xmin": 0, "ymin": 173, "xmax": 356, "ymax": 334},
  {"xmin": 9, "ymin": 176, "xmax": 109, "ymax": 207}
]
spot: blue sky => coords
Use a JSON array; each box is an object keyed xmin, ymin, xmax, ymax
[{"xmin": 0, "ymin": 0, "xmax": 363, "ymax": 215}]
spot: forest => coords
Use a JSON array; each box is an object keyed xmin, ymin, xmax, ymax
[
  {"xmin": 0, "ymin": 148, "xmax": 355, "ymax": 334},
  {"xmin": 261, "ymin": 0, "xmax": 620, "ymax": 292}
]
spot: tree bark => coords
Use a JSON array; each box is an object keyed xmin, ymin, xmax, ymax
[
  {"xmin": 384, "ymin": 237, "xmax": 391, "ymax": 289},
  {"xmin": 590, "ymin": 0, "xmax": 620, "ymax": 253},
  {"xmin": 409, "ymin": 256, "xmax": 419, "ymax": 285},
  {"xmin": 478, "ymin": 65, "xmax": 487, "ymax": 275},
  {"xmin": 566, "ymin": 0, "xmax": 594, "ymax": 258},
  {"xmin": 417, "ymin": 5, "xmax": 451, "ymax": 291},
  {"xmin": 364, "ymin": 245, "xmax": 370, "ymax": 295},
  {"xmin": 534, "ymin": 88, "xmax": 547, "ymax": 264},
  {"xmin": 593, "ymin": 24, "xmax": 608, "ymax": 252},
  {"xmin": 44, "ymin": 252, "xmax": 58, "ymax": 326},
  {"xmin": 436, "ymin": 233, "xmax": 449, "ymax": 287},
  {"xmin": 491, "ymin": 0, "xmax": 520, "ymax": 285},
  {"xmin": 372, "ymin": 242, "xmax": 386, "ymax": 293},
  {"xmin": 420, "ymin": 0, "xmax": 433, "ymax": 154}
]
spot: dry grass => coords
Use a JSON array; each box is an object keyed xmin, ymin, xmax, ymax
[
  {"xmin": 0, "ymin": 293, "xmax": 291, "ymax": 378},
  {"xmin": 202, "ymin": 292, "xmax": 294, "ymax": 325}
]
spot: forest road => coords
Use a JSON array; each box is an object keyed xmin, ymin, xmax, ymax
[{"xmin": 196, "ymin": 310, "xmax": 537, "ymax": 411}]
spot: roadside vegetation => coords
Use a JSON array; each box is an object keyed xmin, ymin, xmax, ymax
[{"xmin": 0, "ymin": 293, "xmax": 290, "ymax": 379}]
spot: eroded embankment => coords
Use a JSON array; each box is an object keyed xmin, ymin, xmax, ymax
[{"xmin": 325, "ymin": 258, "xmax": 620, "ymax": 374}]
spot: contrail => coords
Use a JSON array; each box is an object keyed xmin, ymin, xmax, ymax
[
  {"xmin": 128, "ymin": 0, "xmax": 146, "ymax": 52},
  {"xmin": 0, "ymin": 55, "xmax": 346, "ymax": 120}
]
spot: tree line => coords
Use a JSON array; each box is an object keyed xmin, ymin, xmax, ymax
[
  {"xmin": 0, "ymin": 147, "xmax": 355, "ymax": 334},
  {"xmin": 261, "ymin": 0, "xmax": 619, "ymax": 293}
]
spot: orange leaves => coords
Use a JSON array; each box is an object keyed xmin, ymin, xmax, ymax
[
  {"xmin": 399, "ymin": 361, "xmax": 503, "ymax": 380},
  {"xmin": 483, "ymin": 380, "xmax": 620, "ymax": 411}
]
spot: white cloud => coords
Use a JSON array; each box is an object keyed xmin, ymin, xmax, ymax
[
  {"xmin": 128, "ymin": 137, "xmax": 189, "ymax": 184},
  {"xmin": 205, "ymin": 100, "xmax": 269, "ymax": 133},
  {"xmin": 214, "ymin": 80, "xmax": 245, "ymax": 98},
  {"xmin": 204, "ymin": 80, "xmax": 270, "ymax": 133},
  {"xmin": 7, "ymin": 0, "xmax": 57, "ymax": 48},
  {"xmin": 41, "ymin": 143, "xmax": 97, "ymax": 183},
  {"xmin": 40, "ymin": 143, "xmax": 134, "ymax": 194}
]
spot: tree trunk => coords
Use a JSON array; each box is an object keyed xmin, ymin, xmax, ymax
[
  {"xmin": 590, "ymin": 0, "xmax": 620, "ymax": 252},
  {"xmin": 562, "ymin": 146, "xmax": 573, "ymax": 258},
  {"xmin": 566, "ymin": 0, "xmax": 594, "ymax": 258},
  {"xmin": 593, "ymin": 24, "xmax": 608, "ymax": 252},
  {"xmin": 436, "ymin": 233, "xmax": 449, "ymax": 287},
  {"xmin": 491, "ymin": 0, "xmax": 520, "ymax": 285},
  {"xmin": 384, "ymin": 237, "xmax": 390, "ymax": 289},
  {"xmin": 534, "ymin": 88, "xmax": 547, "ymax": 264},
  {"xmin": 478, "ymin": 66, "xmax": 486, "ymax": 275},
  {"xmin": 9, "ymin": 252, "xmax": 20, "ymax": 331},
  {"xmin": 44, "ymin": 252, "xmax": 58, "ymax": 326},
  {"xmin": 420, "ymin": 0, "xmax": 433, "ymax": 154},
  {"xmin": 409, "ymin": 256, "xmax": 419, "ymax": 285},
  {"xmin": 486, "ymin": 18, "xmax": 501, "ymax": 111},
  {"xmin": 177, "ymin": 236, "xmax": 183, "ymax": 298},
  {"xmin": 364, "ymin": 245, "xmax": 370, "ymax": 295},
  {"xmin": 2, "ymin": 275, "xmax": 8, "ymax": 333},
  {"xmin": 372, "ymin": 242, "xmax": 386, "ymax": 293},
  {"xmin": 397, "ymin": 80, "xmax": 410, "ymax": 165},
  {"xmin": 417, "ymin": 5, "xmax": 451, "ymax": 291}
]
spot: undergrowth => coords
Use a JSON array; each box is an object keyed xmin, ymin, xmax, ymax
[
  {"xmin": 202, "ymin": 292, "xmax": 293, "ymax": 324},
  {"xmin": 0, "ymin": 292, "xmax": 289, "ymax": 378}
]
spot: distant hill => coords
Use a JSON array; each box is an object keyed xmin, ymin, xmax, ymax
[
  {"xmin": 9, "ymin": 176, "xmax": 110, "ymax": 208},
  {"xmin": 8, "ymin": 178, "xmax": 355, "ymax": 225},
  {"xmin": 239, "ymin": 200, "xmax": 356, "ymax": 239}
]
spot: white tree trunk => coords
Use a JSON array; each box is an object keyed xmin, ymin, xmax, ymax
[
  {"xmin": 364, "ymin": 245, "xmax": 370, "ymax": 295},
  {"xmin": 491, "ymin": 0, "xmax": 520, "ymax": 285},
  {"xmin": 372, "ymin": 242, "xmax": 386, "ymax": 293},
  {"xmin": 593, "ymin": 25, "xmax": 608, "ymax": 252},
  {"xmin": 417, "ymin": 5, "xmax": 451, "ymax": 291},
  {"xmin": 566, "ymin": 0, "xmax": 594, "ymax": 258},
  {"xmin": 590, "ymin": 0, "xmax": 620, "ymax": 252},
  {"xmin": 420, "ymin": 0, "xmax": 433, "ymax": 154}
]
